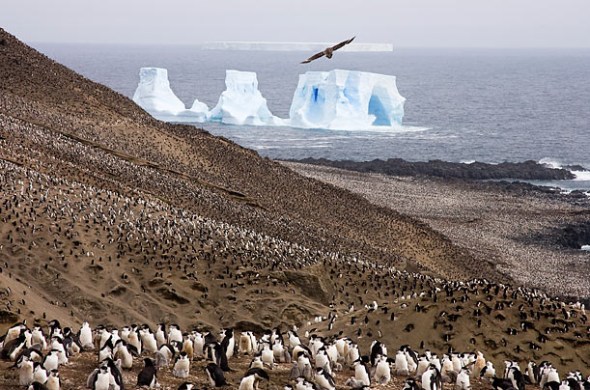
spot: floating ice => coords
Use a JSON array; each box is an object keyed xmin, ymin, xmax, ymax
[
  {"xmin": 132, "ymin": 67, "xmax": 208, "ymax": 123},
  {"xmin": 133, "ymin": 67, "xmax": 406, "ymax": 130},
  {"xmin": 209, "ymin": 70, "xmax": 281, "ymax": 126},
  {"xmin": 288, "ymin": 69, "xmax": 405, "ymax": 130}
]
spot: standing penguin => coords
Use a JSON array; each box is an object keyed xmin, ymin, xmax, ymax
[
  {"xmin": 79, "ymin": 322, "xmax": 94, "ymax": 351},
  {"xmin": 314, "ymin": 367, "xmax": 336, "ymax": 390},
  {"xmin": 221, "ymin": 328, "xmax": 235, "ymax": 360},
  {"xmin": 137, "ymin": 358, "xmax": 158, "ymax": 388},
  {"xmin": 177, "ymin": 383, "xmax": 195, "ymax": 390},
  {"xmin": 45, "ymin": 370, "xmax": 61, "ymax": 390},
  {"xmin": 205, "ymin": 362, "xmax": 227, "ymax": 387},
  {"xmin": 18, "ymin": 355, "xmax": 35, "ymax": 386},
  {"xmin": 239, "ymin": 368, "xmax": 269, "ymax": 390},
  {"xmin": 91, "ymin": 365, "xmax": 111, "ymax": 390},
  {"xmin": 173, "ymin": 352, "xmax": 191, "ymax": 378}
]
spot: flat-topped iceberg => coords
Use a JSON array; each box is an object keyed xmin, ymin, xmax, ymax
[
  {"xmin": 288, "ymin": 69, "xmax": 405, "ymax": 130},
  {"xmin": 132, "ymin": 67, "xmax": 208, "ymax": 123},
  {"xmin": 209, "ymin": 70, "xmax": 281, "ymax": 126}
]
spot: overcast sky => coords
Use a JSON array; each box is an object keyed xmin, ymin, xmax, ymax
[{"xmin": 2, "ymin": 0, "xmax": 589, "ymax": 48}]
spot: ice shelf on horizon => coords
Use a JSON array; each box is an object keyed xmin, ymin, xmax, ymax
[{"xmin": 201, "ymin": 41, "xmax": 393, "ymax": 52}]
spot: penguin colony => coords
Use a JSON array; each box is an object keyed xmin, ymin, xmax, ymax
[
  {"xmin": 2, "ymin": 319, "xmax": 590, "ymax": 390},
  {"xmin": 1, "ymin": 28, "xmax": 590, "ymax": 389}
]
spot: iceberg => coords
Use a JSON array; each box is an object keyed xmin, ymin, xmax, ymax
[
  {"xmin": 288, "ymin": 69, "xmax": 405, "ymax": 130},
  {"xmin": 132, "ymin": 67, "xmax": 208, "ymax": 123},
  {"xmin": 208, "ymin": 70, "xmax": 281, "ymax": 126},
  {"xmin": 132, "ymin": 67, "xmax": 407, "ymax": 131}
]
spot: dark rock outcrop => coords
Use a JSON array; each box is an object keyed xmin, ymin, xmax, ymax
[{"xmin": 291, "ymin": 158, "xmax": 576, "ymax": 181}]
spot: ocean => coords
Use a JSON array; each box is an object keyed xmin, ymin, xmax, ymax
[{"xmin": 34, "ymin": 44, "xmax": 590, "ymax": 190}]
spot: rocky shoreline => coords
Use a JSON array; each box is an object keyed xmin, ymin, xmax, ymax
[
  {"xmin": 289, "ymin": 157, "xmax": 579, "ymax": 180},
  {"xmin": 283, "ymin": 162, "xmax": 590, "ymax": 299}
]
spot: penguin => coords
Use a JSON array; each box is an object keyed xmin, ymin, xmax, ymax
[
  {"xmin": 261, "ymin": 343, "xmax": 274, "ymax": 368},
  {"xmin": 416, "ymin": 356, "xmax": 430, "ymax": 378},
  {"xmin": 45, "ymin": 370, "xmax": 61, "ymax": 390},
  {"xmin": 140, "ymin": 326, "xmax": 158, "ymax": 354},
  {"xmin": 205, "ymin": 362, "xmax": 227, "ymax": 387},
  {"xmin": 79, "ymin": 322, "xmax": 94, "ymax": 351},
  {"xmin": 272, "ymin": 338, "xmax": 286, "ymax": 363},
  {"xmin": 137, "ymin": 357, "xmax": 158, "ymax": 388},
  {"xmin": 127, "ymin": 325, "xmax": 142, "ymax": 355},
  {"xmin": 314, "ymin": 367, "xmax": 336, "ymax": 390},
  {"xmin": 177, "ymin": 383, "xmax": 195, "ymax": 390},
  {"xmin": 480, "ymin": 361, "xmax": 496, "ymax": 382},
  {"xmin": 31, "ymin": 326, "xmax": 48, "ymax": 351},
  {"xmin": 33, "ymin": 362, "xmax": 49, "ymax": 384},
  {"xmin": 113, "ymin": 340, "xmax": 133, "ymax": 369},
  {"xmin": 155, "ymin": 323, "xmax": 167, "ymax": 348},
  {"xmin": 192, "ymin": 331, "xmax": 205, "ymax": 359},
  {"xmin": 42, "ymin": 350, "xmax": 60, "ymax": 372},
  {"xmin": 422, "ymin": 364, "xmax": 441, "ymax": 390},
  {"xmin": 4, "ymin": 321, "xmax": 27, "ymax": 344},
  {"xmin": 239, "ymin": 332, "xmax": 253, "ymax": 355},
  {"xmin": 290, "ymin": 361, "xmax": 301, "ymax": 379},
  {"xmin": 220, "ymin": 328, "xmax": 235, "ymax": 360},
  {"xmin": 374, "ymin": 355, "xmax": 391, "ymax": 385},
  {"xmin": 27, "ymin": 383, "xmax": 49, "ymax": 390},
  {"xmin": 182, "ymin": 333, "xmax": 193, "ymax": 358},
  {"xmin": 239, "ymin": 368, "xmax": 269, "ymax": 390},
  {"xmin": 404, "ymin": 378, "xmax": 421, "ymax": 390},
  {"xmin": 353, "ymin": 359, "xmax": 371, "ymax": 386},
  {"xmin": 455, "ymin": 367, "xmax": 471, "ymax": 390},
  {"xmin": 102, "ymin": 357, "xmax": 124, "ymax": 389},
  {"xmin": 18, "ymin": 355, "xmax": 35, "ymax": 386},
  {"xmin": 1, "ymin": 332, "xmax": 27, "ymax": 361},
  {"xmin": 173, "ymin": 351, "xmax": 191, "ymax": 378},
  {"xmin": 50, "ymin": 337, "xmax": 68, "ymax": 365},
  {"xmin": 395, "ymin": 350, "xmax": 409, "ymax": 376},
  {"xmin": 369, "ymin": 341, "xmax": 386, "ymax": 366},
  {"xmin": 155, "ymin": 343, "xmax": 175, "ymax": 368},
  {"xmin": 168, "ymin": 324, "xmax": 183, "ymax": 344},
  {"xmin": 92, "ymin": 365, "xmax": 111, "ymax": 390}
]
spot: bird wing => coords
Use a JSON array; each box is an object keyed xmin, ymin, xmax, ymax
[
  {"xmin": 331, "ymin": 36, "xmax": 356, "ymax": 51},
  {"xmin": 301, "ymin": 50, "xmax": 326, "ymax": 64}
]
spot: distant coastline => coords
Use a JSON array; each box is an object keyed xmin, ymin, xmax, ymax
[{"xmin": 200, "ymin": 41, "xmax": 394, "ymax": 52}]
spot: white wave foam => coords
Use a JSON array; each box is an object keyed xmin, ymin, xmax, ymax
[
  {"xmin": 538, "ymin": 157, "xmax": 563, "ymax": 169},
  {"xmin": 572, "ymin": 170, "xmax": 590, "ymax": 181}
]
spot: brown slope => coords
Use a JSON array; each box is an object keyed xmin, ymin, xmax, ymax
[{"xmin": 0, "ymin": 27, "xmax": 491, "ymax": 281}]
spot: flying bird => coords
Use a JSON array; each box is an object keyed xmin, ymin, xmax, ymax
[{"xmin": 301, "ymin": 36, "xmax": 355, "ymax": 64}]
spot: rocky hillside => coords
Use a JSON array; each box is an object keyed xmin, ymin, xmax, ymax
[{"xmin": 1, "ymin": 28, "xmax": 588, "ymax": 377}]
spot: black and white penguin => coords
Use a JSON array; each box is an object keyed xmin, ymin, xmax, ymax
[
  {"xmin": 205, "ymin": 362, "xmax": 227, "ymax": 387},
  {"xmin": 173, "ymin": 351, "xmax": 190, "ymax": 378},
  {"xmin": 220, "ymin": 328, "xmax": 235, "ymax": 360},
  {"xmin": 177, "ymin": 383, "xmax": 195, "ymax": 390},
  {"xmin": 33, "ymin": 362, "xmax": 48, "ymax": 384},
  {"xmin": 1, "ymin": 331, "xmax": 27, "ymax": 361},
  {"xmin": 27, "ymin": 382, "xmax": 49, "ymax": 390},
  {"xmin": 239, "ymin": 368, "xmax": 269, "ymax": 390},
  {"xmin": 421, "ymin": 364, "xmax": 441, "ymax": 390},
  {"xmin": 314, "ymin": 367, "xmax": 336, "ymax": 390},
  {"xmin": 42, "ymin": 350, "xmax": 60, "ymax": 372},
  {"xmin": 18, "ymin": 355, "xmax": 34, "ymax": 386},
  {"xmin": 45, "ymin": 370, "xmax": 61, "ymax": 390},
  {"xmin": 137, "ymin": 357, "xmax": 158, "ymax": 388},
  {"xmin": 403, "ymin": 377, "xmax": 421, "ymax": 390},
  {"xmin": 91, "ymin": 365, "xmax": 111, "ymax": 390}
]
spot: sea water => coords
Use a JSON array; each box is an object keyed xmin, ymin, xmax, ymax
[{"xmin": 34, "ymin": 44, "xmax": 590, "ymax": 189}]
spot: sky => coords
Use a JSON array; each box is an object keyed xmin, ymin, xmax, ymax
[{"xmin": 2, "ymin": 0, "xmax": 590, "ymax": 48}]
